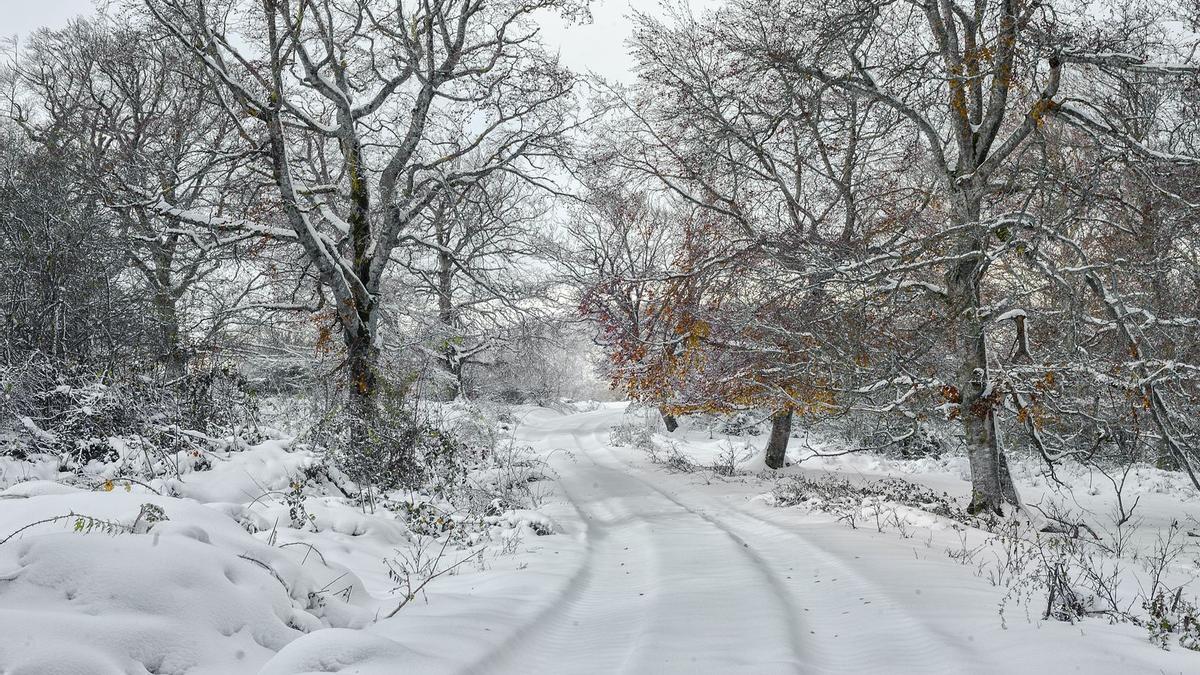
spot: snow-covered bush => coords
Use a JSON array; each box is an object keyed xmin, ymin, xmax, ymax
[
  {"xmin": 645, "ymin": 441, "xmax": 698, "ymax": 473},
  {"xmin": 175, "ymin": 363, "xmax": 264, "ymax": 439},
  {"xmin": 354, "ymin": 415, "xmax": 457, "ymax": 492},
  {"xmin": 610, "ymin": 406, "xmax": 701, "ymax": 472},
  {"xmin": 811, "ymin": 414, "xmax": 955, "ymax": 461},
  {"xmin": 462, "ymin": 445, "xmax": 552, "ymax": 510},
  {"xmin": 439, "ymin": 402, "xmax": 556, "ymax": 519},
  {"xmin": 1146, "ymin": 591, "xmax": 1200, "ymax": 651},
  {"xmin": 772, "ymin": 475, "xmax": 972, "ymax": 525},
  {"xmin": 444, "ymin": 400, "xmax": 518, "ymax": 457},
  {"xmin": 893, "ymin": 422, "xmax": 952, "ymax": 458},
  {"xmin": 788, "ymin": 472, "xmax": 1200, "ymax": 653},
  {"xmin": 390, "ymin": 498, "xmax": 458, "ymax": 537},
  {"xmin": 303, "ymin": 394, "xmax": 555, "ymax": 549},
  {"xmin": 714, "ymin": 411, "xmax": 763, "ymax": 437},
  {"xmin": 313, "ymin": 392, "xmax": 460, "ymax": 495},
  {"xmin": 707, "ymin": 441, "xmax": 756, "ymax": 476},
  {"xmin": 1, "ymin": 355, "xmax": 262, "ymax": 474},
  {"xmin": 609, "ymin": 420, "xmax": 654, "ymax": 451}
]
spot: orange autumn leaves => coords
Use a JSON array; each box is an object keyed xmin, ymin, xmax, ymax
[{"xmin": 585, "ymin": 208, "xmax": 837, "ymax": 420}]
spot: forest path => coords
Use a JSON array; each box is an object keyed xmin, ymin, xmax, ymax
[{"xmin": 466, "ymin": 407, "xmax": 976, "ymax": 674}]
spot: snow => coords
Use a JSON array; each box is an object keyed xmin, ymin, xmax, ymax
[
  {"xmin": 0, "ymin": 404, "xmax": 1198, "ymax": 672},
  {"xmin": 0, "ymin": 444, "xmax": 401, "ymax": 673},
  {"xmin": 160, "ymin": 439, "xmax": 322, "ymax": 504},
  {"xmin": 18, "ymin": 417, "xmax": 56, "ymax": 445},
  {"xmin": 473, "ymin": 405, "xmax": 1200, "ymax": 673},
  {"xmin": 993, "ymin": 308, "xmax": 1028, "ymax": 322},
  {"xmin": 260, "ymin": 629, "xmax": 422, "ymax": 675},
  {"xmin": 0, "ymin": 491, "xmax": 373, "ymax": 674}
]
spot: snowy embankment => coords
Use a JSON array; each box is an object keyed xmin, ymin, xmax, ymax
[
  {"xmin": 1, "ymin": 403, "xmax": 1198, "ymax": 673},
  {"xmin": 0, "ymin": 420, "xmax": 583, "ymax": 675},
  {"xmin": 610, "ymin": 408, "xmax": 1200, "ymax": 671}
]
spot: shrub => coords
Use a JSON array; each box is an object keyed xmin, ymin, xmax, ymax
[
  {"xmin": 1146, "ymin": 590, "xmax": 1200, "ymax": 651},
  {"xmin": 2, "ymin": 355, "xmax": 261, "ymax": 472},
  {"xmin": 715, "ymin": 412, "xmax": 763, "ymax": 436},
  {"xmin": 773, "ymin": 474, "xmax": 972, "ymax": 525},
  {"xmin": 334, "ymin": 411, "xmax": 461, "ymax": 494},
  {"xmin": 646, "ymin": 441, "xmax": 698, "ymax": 473},
  {"xmin": 702, "ymin": 441, "xmax": 756, "ymax": 477},
  {"xmin": 609, "ymin": 420, "xmax": 654, "ymax": 451}
]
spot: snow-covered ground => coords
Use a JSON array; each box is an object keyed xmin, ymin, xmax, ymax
[{"xmin": 1, "ymin": 403, "xmax": 1198, "ymax": 673}]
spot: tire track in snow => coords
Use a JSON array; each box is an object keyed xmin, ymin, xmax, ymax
[
  {"xmin": 467, "ymin": 410, "xmax": 805, "ymax": 674},
  {"xmin": 571, "ymin": 421, "xmax": 808, "ymax": 673},
  {"xmin": 718, "ymin": 496, "xmax": 984, "ymax": 668},
  {"xmin": 589, "ymin": 440, "xmax": 981, "ymax": 674},
  {"xmin": 461, "ymin": 420, "xmax": 655, "ymax": 674}
]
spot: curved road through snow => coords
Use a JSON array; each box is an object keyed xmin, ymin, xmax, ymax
[{"xmin": 466, "ymin": 407, "xmax": 978, "ymax": 674}]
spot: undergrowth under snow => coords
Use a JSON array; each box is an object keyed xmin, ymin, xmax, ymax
[{"xmin": 0, "ymin": 402, "xmax": 562, "ymax": 674}]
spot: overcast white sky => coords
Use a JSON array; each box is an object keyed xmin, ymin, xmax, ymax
[
  {"xmin": 0, "ymin": 0, "xmax": 713, "ymax": 83},
  {"xmin": 1, "ymin": 0, "xmax": 95, "ymax": 41}
]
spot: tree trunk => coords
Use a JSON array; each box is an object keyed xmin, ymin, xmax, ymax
[
  {"xmin": 764, "ymin": 409, "xmax": 793, "ymax": 469},
  {"xmin": 148, "ymin": 232, "xmax": 185, "ymax": 378},
  {"xmin": 154, "ymin": 290, "xmax": 185, "ymax": 378},
  {"xmin": 957, "ymin": 317, "xmax": 1011, "ymax": 515},
  {"xmin": 947, "ymin": 197, "xmax": 1020, "ymax": 515},
  {"xmin": 660, "ymin": 408, "xmax": 679, "ymax": 433},
  {"xmin": 346, "ymin": 321, "xmax": 379, "ymax": 453},
  {"xmin": 436, "ymin": 247, "xmax": 463, "ymax": 400},
  {"xmin": 998, "ymin": 447, "xmax": 1021, "ymax": 505}
]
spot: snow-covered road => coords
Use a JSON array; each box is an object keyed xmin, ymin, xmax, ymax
[
  {"xmin": 451, "ymin": 405, "xmax": 1193, "ymax": 675},
  {"xmin": 475, "ymin": 412, "xmax": 808, "ymax": 673},
  {"xmin": 472, "ymin": 409, "xmax": 981, "ymax": 673}
]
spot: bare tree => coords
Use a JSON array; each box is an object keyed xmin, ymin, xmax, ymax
[
  {"xmin": 568, "ymin": 187, "xmax": 688, "ymax": 429},
  {"xmin": 139, "ymin": 0, "xmax": 581, "ymax": 445},
  {"xmin": 601, "ymin": 0, "xmax": 1200, "ymax": 510},
  {"xmin": 0, "ymin": 122, "xmax": 151, "ymax": 366},
  {"xmin": 10, "ymin": 19, "xmax": 258, "ymax": 375},
  {"xmin": 586, "ymin": 5, "xmax": 912, "ymax": 460},
  {"xmin": 398, "ymin": 169, "xmax": 553, "ymax": 400}
]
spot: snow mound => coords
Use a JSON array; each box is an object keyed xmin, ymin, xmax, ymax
[
  {"xmin": 0, "ymin": 457, "xmax": 61, "ymax": 491},
  {"xmin": 487, "ymin": 508, "xmax": 559, "ymax": 535},
  {"xmin": 163, "ymin": 440, "xmax": 322, "ymax": 503},
  {"xmin": 0, "ymin": 532, "xmax": 300, "ymax": 674},
  {"xmin": 1, "ymin": 480, "xmax": 82, "ymax": 498},
  {"xmin": 0, "ymin": 492, "xmax": 375, "ymax": 673},
  {"xmin": 260, "ymin": 628, "xmax": 429, "ymax": 675}
]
